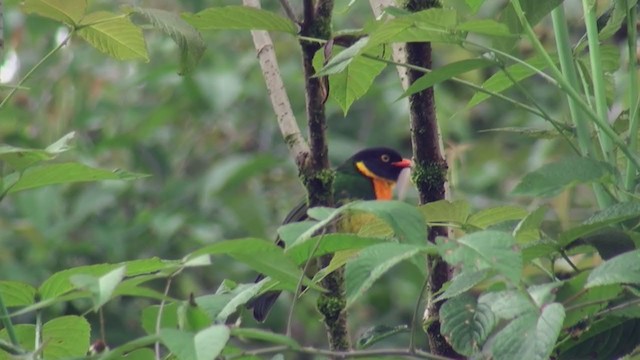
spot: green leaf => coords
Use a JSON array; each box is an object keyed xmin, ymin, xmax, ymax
[
  {"xmin": 278, "ymin": 221, "xmax": 316, "ymax": 247},
  {"xmin": 368, "ymin": 8, "xmax": 460, "ymax": 46},
  {"xmin": 70, "ymin": 265, "xmax": 126, "ymax": 310},
  {"xmin": 438, "ymin": 230, "xmax": 522, "ymax": 283},
  {"xmin": 315, "ymin": 37, "xmax": 371, "ymax": 77},
  {"xmin": 556, "ymin": 271, "xmax": 622, "ymax": 328},
  {"xmin": 286, "ymin": 233, "xmax": 383, "ymax": 265},
  {"xmin": 0, "ymin": 281, "xmax": 36, "ymax": 307},
  {"xmin": 347, "ymin": 201, "xmax": 427, "ymax": 245},
  {"xmin": 436, "ymin": 269, "xmax": 491, "ymax": 301},
  {"xmin": 457, "ymin": 19, "xmax": 512, "ymax": 37},
  {"xmin": 182, "ymin": 6, "xmax": 297, "ymax": 34},
  {"xmin": 464, "ymin": 0, "xmax": 486, "ymax": 13},
  {"xmin": 513, "ymin": 206, "xmax": 547, "ymax": 244},
  {"xmin": 0, "ymin": 132, "xmax": 75, "ymax": 171},
  {"xmin": 177, "ymin": 302, "xmax": 211, "ymax": 332},
  {"xmin": 23, "ymin": 0, "xmax": 86, "ymax": 25},
  {"xmin": 479, "ymin": 290, "xmax": 534, "ymax": 320},
  {"xmin": 491, "ymin": 303, "xmax": 565, "ymax": 360},
  {"xmin": 39, "ymin": 264, "xmax": 120, "ymax": 300},
  {"xmin": 578, "ymin": 229, "xmax": 636, "ymax": 260},
  {"xmin": 141, "ymin": 302, "xmax": 179, "ymax": 335},
  {"xmin": 132, "ymin": 7, "xmax": 206, "ymax": 75},
  {"xmin": 0, "ymin": 324, "xmax": 35, "ymax": 358},
  {"xmin": 78, "ymin": 11, "xmax": 149, "ymax": 61},
  {"xmin": 467, "ymin": 205, "xmax": 528, "ymax": 229},
  {"xmin": 511, "ymin": 157, "xmax": 614, "ymax": 198},
  {"xmin": 419, "ymin": 199, "xmax": 470, "ymax": 225},
  {"xmin": 440, "ymin": 293, "xmax": 496, "ymax": 356},
  {"xmin": 188, "ymin": 238, "xmax": 320, "ymax": 291},
  {"xmin": 345, "ymin": 243, "xmax": 434, "ymax": 308},
  {"xmin": 598, "ymin": 1, "xmax": 628, "ymax": 41},
  {"xmin": 41, "ymin": 316, "xmax": 91, "ymax": 359},
  {"xmin": 160, "ymin": 325, "xmax": 230, "ymax": 360},
  {"xmin": 196, "ymin": 281, "xmax": 265, "ymax": 322},
  {"xmin": 8, "ymin": 163, "xmax": 148, "ymax": 194},
  {"xmin": 494, "ymin": 0, "xmax": 563, "ymax": 52},
  {"xmin": 400, "ymin": 58, "xmax": 493, "ymax": 100},
  {"xmin": 468, "ymin": 54, "xmax": 552, "ymax": 108},
  {"xmin": 586, "ymin": 249, "xmax": 640, "ymax": 287},
  {"xmin": 356, "ymin": 325, "xmax": 409, "ymax": 349},
  {"xmin": 230, "ymin": 328, "xmax": 299, "ymax": 348},
  {"xmin": 558, "ymin": 202, "xmax": 640, "ymax": 246},
  {"xmin": 557, "ymin": 318, "xmax": 640, "ymax": 360}
]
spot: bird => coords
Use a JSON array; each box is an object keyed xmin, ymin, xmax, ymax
[{"xmin": 246, "ymin": 147, "xmax": 412, "ymax": 322}]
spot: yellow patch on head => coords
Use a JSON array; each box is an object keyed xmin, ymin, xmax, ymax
[{"xmin": 355, "ymin": 161, "xmax": 396, "ymax": 200}]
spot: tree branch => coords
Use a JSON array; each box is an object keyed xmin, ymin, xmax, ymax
[
  {"xmin": 402, "ymin": 0, "xmax": 457, "ymax": 357},
  {"xmin": 243, "ymin": 0, "xmax": 310, "ymax": 167}
]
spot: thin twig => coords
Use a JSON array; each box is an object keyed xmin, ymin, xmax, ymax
[
  {"xmin": 242, "ymin": 0, "xmax": 310, "ymax": 166},
  {"xmin": 155, "ymin": 275, "xmax": 174, "ymax": 360},
  {"xmin": 279, "ymin": 0, "xmax": 298, "ymax": 23},
  {"xmin": 226, "ymin": 345, "xmax": 457, "ymax": 360},
  {"xmin": 409, "ymin": 274, "xmax": 430, "ymax": 352}
]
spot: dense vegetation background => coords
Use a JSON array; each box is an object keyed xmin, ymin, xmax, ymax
[{"xmin": 1, "ymin": 0, "xmax": 639, "ymax": 359}]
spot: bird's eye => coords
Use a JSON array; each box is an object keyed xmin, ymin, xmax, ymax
[{"xmin": 381, "ymin": 154, "xmax": 390, "ymax": 162}]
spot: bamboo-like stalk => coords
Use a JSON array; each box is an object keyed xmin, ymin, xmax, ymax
[{"xmin": 624, "ymin": 0, "xmax": 639, "ymax": 191}]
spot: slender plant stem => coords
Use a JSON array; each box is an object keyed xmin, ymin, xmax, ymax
[
  {"xmin": 512, "ymin": 0, "xmax": 640, "ymax": 170},
  {"xmin": 226, "ymin": 345, "xmax": 457, "ymax": 360},
  {"xmin": 409, "ymin": 275, "xmax": 430, "ymax": 352},
  {"xmin": 625, "ymin": 0, "xmax": 639, "ymax": 191},
  {"xmin": 154, "ymin": 275, "xmax": 174, "ymax": 360},
  {"xmin": 582, "ymin": 0, "xmax": 615, "ymax": 162},
  {"xmin": 0, "ymin": 292, "xmax": 18, "ymax": 346},
  {"xmin": 550, "ymin": 6, "xmax": 611, "ymax": 208},
  {"xmin": 35, "ymin": 309, "xmax": 42, "ymax": 360},
  {"xmin": 0, "ymin": 30, "xmax": 74, "ymax": 108}
]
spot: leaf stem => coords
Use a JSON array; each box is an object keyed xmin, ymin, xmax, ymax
[
  {"xmin": 0, "ymin": 292, "xmax": 18, "ymax": 346},
  {"xmin": 409, "ymin": 274, "xmax": 430, "ymax": 353},
  {"xmin": 0, "ymin": 30, "xmax": 74, "ymax": 109}
]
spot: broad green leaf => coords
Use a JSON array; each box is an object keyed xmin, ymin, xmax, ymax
[
  {"xmin": 188, "ymin": 238, "xmax": 319, "ymax": 291},
  {"xmin": 465, "ymin": 0, "xmax": 486, "ymax": 13},
  {"xmin": 467, "ymin": 205, "xmax": 528, "ymax": 229},
  {"xmin": 513, "ymin": 206, "xmax": 547, "ymax": 244},
  {"xmin": 419, "ymin": 199, "xmax": 470, "ymax": 225},
  {"xmin": 587, "ymin": 249, "xmax": 640, "ymax": 287},
  {"xmin": 558, "ymin": 202, "xmax": 640, "ymax": 246},
  {"xmin": 0, "ymin": 132, "xmax": 75, "ymax": 170},
  {"xmin": 556, "ymin": 271, "xmax": 622, "ymax": 328},
  {"xmin": 491, "ymin": 303, "xmax": 565, "ymax": 360},
  {"xmin": 493, "ymin": 0, "xmax": 563, "ymax": 52},
  {"xmin": 558, "ymin": 318, "xmax": 640, "ymax": 360},
  {"xmin": 124, "ymin": 257, "xmax": 181, "ymax": 276},
  {"xmin": 160, "ymin": 325, "xmax": 229, "ymax": 360},
  {"xmin": 479, "ymin": 290, "xmax": 534, "ymax": 320},
  {"xmin": 368, "ymin": 8, "xmax": 460, "ymax": 46},
  {"xmin": 312, "ymin": 249, "xmax": 360, "ymax": 283},
  {"xmin": 315, "ymin": 37, "xmax": 371, "ymax": 77},
  {"xmin": 132, "ymin": 7, "xmax": 206, "ymax": 75},
  {"xmin": 347, "ymin": 201, "xmax": 427, "ymax": 245},
  {"xmin": 400, "ymin": 58, "xmax": 493, "ymax": 100},
  {"xmin": 436, "ymin": 269, "xmax": 491, "ymax": 301},
  {"xmin": 196, "ymin": 281, "xmax": 265, "ymax": 322},
  {"xmin": 70, "ymin": 266, "xmax": 126, "ymax": 310},
  {"xmin": 182, "ymin": 6, "xmax": 297, "ymax": 34},
  {"xmin": 468, "ymin": 55, "xmax": 552, "ymax": 107},
  {"xmin": 522, "ymin": 241, "xmax": 559, "ymax": 262},
  {"xmin": 438, "ymin": 231, "xmax": 522, "ymax": 283},
  {"xmin": 0, "ymin": 281, "xmax": 36, "ymax": 307},
  {"xmin": 598, "ymin": 1, "xmax": 631, "ymax": 41},
  {"xmin": 41, "ymin": 316, "xmax": 91, "ymax": 359},
  {"xmin": 457, "ymin": 19, "xmax": 512, "ymax": 37},
  {"xmin": 345, "ymin": 243, "xmax": 434, "ymax": 308},
  {"xmin": 78, "ymin": 11, "xmax": 149, "ymax": 61},
  {"xmin": 142, "ymin": 302, "xmax": 179, "ymax": 335},
  {"xmin": 356, "ymin": 325, "xmax": 409, "ymax": 349},
  {"xmin": 278, "ymin": 221, "xmax": 316, "ymax": 246},
  {"xmin": 23, "ymin": 0, "xmax": 86, "ymax": 25},
  {"xmin": 440, "ymin": 293, "xmax": 496, "ymax": 356},
  {"xmin": 0, "ymin": 324, "xmax": 36, "ymax": 359},
  {"xmin": 230, "ymin": 328, "xmax": 299, "ymax": 348},
  {"xmin": 511, "ymin": 157, "xmax": 613, "ymax": 198},
  {"xmin": 8, "ymin": 163, "xmax": 148, "ymax": 194},
  {"xmin": 40, "ymin": 264, "xmax": 119, "ymax": 300},
  {"xmin": 177, "ymin": 302, "xmax": 211, "ymax": 332},
  {"xmin": 286, "ymin": 233, "xmax": 383, "ymax": 265}
]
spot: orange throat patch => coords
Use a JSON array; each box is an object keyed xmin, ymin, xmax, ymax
[{"xmin": 355, "ymin": 161, "xmax": 395, "ymax": 200}]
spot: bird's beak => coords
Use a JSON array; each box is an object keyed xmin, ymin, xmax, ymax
[{"xmin": 391, "ymin": 158, "xmax": 412, "ymax": 168}]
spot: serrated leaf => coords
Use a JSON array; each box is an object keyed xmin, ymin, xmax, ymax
[
  {"xmin": 514, "ymin": 206, "xmax": 547, "ymax": 244},
  {"xmin": 230, "ymin": 328, "xmax": 299, "ymax": 349},
  {"xmin": 0, "ymin": 281, "xmax": 36, "ymax": 307},
  {"xmin": 419, "ymin": 199, "xmax": 470, "ymax": 225},
  {"xmin": 23, "ymin": 0, "xmax": 86, "ymax": 25},
  {"xmin": 346, "ymin": 201, "xmax": 427, "ymax": 245},
  {"xmin": 182, "ymin": 6, "xmax": 297, "ymax": 34},
  {"xmin": 70, "ymin": 266, "xmax": 126, "ymax": 310},
  {"xmin": 132, "ymin": 7, "xmax": 205, "ymax": 74},
  {"xmin": 39, "ymin": 264, "xmax": 120, "ymax": 300},
  {"xmin": 188, "ymin": 238, "xmax": 320, "ymax": 291},
  {"xmin": 41, "ymin": 316, "xmax": 91, "ymax": 359},
  {"xmin": 436, "ymin": 269, "xmax": 491, "ymax": 301},
  {"xmin": 356, "ymin": 325, "xmax": 409, "ymax": 349},
  {"xmin": 491, "ymin": 303, "xmax": 565, "ymax": 360},
  {"xmin": 511, "ymin": 157, "xmax": 614, "ymax": 198},
  {"xmin": 559, "ymin": 202, "xmax": 640, "ymax": 246},
  {"xmin": 440, "ymin": 293, "xmax": 496, "ymax": 355},
  {"xmin": 586, "ymin": 249, "xmax": 640, "ymax": 287},
  {"xmin": 468, "ymin": 54, "xmax": 552, "ymax": 108},
  {"xmin": 400, "ymin": 58, "xmax": 493, "ymax": 100},
  {"xmin": 345, "ymin": 243, "xmax": 434, "ymax": 308},
  {"xmin": 438, "ymin": 230, "xmax": 522, "ymax": 283},
  {"xmin": 160, "ymin": 325, "xmax": 230, "ymax": 360},
  {"xmin": 467, "ymin": 205, "xmax": 528, "ymax": 229},
  {"xmin": 78, "ymin": 11, "xmax": 149, "ymax": 61}
]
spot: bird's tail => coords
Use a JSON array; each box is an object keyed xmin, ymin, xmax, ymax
[{"xmin": 246, "ymin": 290, "xmax": 281, "ymax": 322}]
